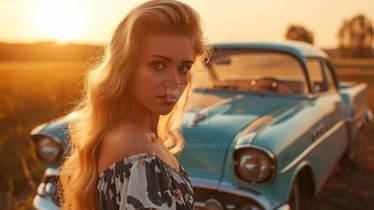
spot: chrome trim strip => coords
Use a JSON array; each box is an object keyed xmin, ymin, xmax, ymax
[
  {"xmin": 236, "ymin": 115, "xmax": 276, "ymax": 145},
  {"xmin": 190, "ymin": 177, "xmax": 274, "ymax": 209},
  {"xmin": 226, "ymin": 204, "xmax": 236, "ymax": 209},
  {"xmin": 191, "ymin": 176, "xmax": 220, "ymax": 189},
  {"xmin": 234, "ymin": 145, "xmax": 276, "ymax": 161},
  {"xmin": 280, "ymin": 120, "xmax": 345, "ymax": 174},
  {"xmin": 193, "ymin": 201, "xmax": 205, "ymax": 208},
  {"xmin": 30, "ymin": 122, "xmax": 49, "ymax": 136}
]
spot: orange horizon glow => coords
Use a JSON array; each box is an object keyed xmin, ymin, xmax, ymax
[{"xmin": 0, "ymin": 0, "xmax": 373, "ymax": 48}]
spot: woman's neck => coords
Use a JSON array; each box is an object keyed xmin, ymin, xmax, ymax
[{"xmin": 121, "ymin": 108, "xmax": 159, "ymax": 137}]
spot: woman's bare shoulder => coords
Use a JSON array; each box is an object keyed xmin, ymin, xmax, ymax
[{"xmin": 98, "ymin": 124, "xmax": 153, "ymax": 174}]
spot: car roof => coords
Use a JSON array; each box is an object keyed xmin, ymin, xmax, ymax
[{"xmin": 211, "ymin": 41, "xmax": 328, "ymax": 59}]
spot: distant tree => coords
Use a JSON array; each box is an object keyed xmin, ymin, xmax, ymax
[
  {"xmin": 337, "ymin": 14, "xmax": 373, "ymax": 57},
  {"xmin": 285, "ymin": 24, "xmax": 314, "ymax": 44}
]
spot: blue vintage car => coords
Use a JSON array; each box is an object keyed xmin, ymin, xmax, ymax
[{"xmin": 31, "ymin": 41, "xmax": 372, "ymax": 210}]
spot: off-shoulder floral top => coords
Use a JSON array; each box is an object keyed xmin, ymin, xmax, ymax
[{"xmin": 96, "ymin": 152, "xmax": 194, "ymax": 210}]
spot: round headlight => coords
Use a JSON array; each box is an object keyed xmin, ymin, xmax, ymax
[
  {"xmin": 234, "ymin": 148, "xmax": 275, "ymax": 184},
  {"xmin": 35, "ymin": 136, "xmax": 62, "ymax": 164}
]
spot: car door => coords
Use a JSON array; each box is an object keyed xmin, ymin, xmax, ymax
[{"xmin": 305, "ymin": 58, "xmax": 347, "ymax": 185}]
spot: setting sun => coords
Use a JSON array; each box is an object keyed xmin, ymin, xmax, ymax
[{"xmin": 34, "ymin": 1, "xmax": 86, "ymax": 43}]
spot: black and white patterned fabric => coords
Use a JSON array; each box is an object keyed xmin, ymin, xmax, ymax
[{"xmin": 96, "ymin": 152, "xmax": 194, "ymax": 210}]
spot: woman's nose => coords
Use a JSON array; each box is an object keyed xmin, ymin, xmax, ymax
[
  {"xmin": 165, "ymin": 68, "xmax": 186, "ymax": 96},
  {"xmin": 166, "ymin": 68, "xmax": 183, "ymax": 85}
]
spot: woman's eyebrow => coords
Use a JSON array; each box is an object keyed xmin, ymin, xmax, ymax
[
  {"xmin": 182, "ymin": 60, "xmax": 194, "ymax": 64},
  {"xmin": 149, "ymin": 54, "xmax": 171, "ymax": 61},
  {"xmin": 149, "ymin": 54, "xmax": 193, "ymax": 63}
]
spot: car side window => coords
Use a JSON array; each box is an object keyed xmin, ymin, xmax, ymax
[
  {"xmin": 306, "ymin": 59, "xmax": 326, "ymax": 93},
  {"xmin": 323, "ymin": 61, "xmax": 337, "ymax": 91}
]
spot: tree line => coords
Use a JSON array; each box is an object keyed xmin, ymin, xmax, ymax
[
  {"xmin": 0, "ymin": 13, "xmax": 372, "ymax": 61},
  {"xmin": 286, "ymin": 13, "xmax": 373, "ymax": 57}
]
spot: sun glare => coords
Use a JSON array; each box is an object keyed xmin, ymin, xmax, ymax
[{"xmin": 34, "ymin": 1, "xmax": 86, "ymax": 43}]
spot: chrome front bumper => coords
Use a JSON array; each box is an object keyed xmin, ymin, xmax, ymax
[
  {"xmin": 33, "ymin": 169, "xmax": 289, "ymax": 210},
  {"xmin": 33, "ymin": 168, "xmax": 61, "ymax": 210},
  {"xmin": 191, "ymin": 177, "xmax": 289, "ymax": 210},
  {"xmin": 33, "ymin": 194, "xmax": 59, "ymax": 210}
]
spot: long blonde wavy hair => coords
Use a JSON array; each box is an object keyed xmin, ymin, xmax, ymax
[{"xmin": 59, "ymin": 1, "xmax": 205, "ymax": 209}]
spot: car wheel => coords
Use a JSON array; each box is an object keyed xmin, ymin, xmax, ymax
[{"xmin": 288, "ymin": 177, "xmax": 300, "ymax": 210}]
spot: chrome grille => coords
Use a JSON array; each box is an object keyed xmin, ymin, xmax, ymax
[
  {"xmin": 193, "ymin": 187, "xmax": 263, "ymax": 210},
  {"xmin": 40, "ymin": 176, "xmax": 263, "ymax": 209},
  {"xmin": 42, "ymin": 175, "xmax": 63, "ymax": 206}
]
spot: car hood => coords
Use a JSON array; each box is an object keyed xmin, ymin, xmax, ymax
[{"xmin": 179, "ymin": 89, "xmax": 289, "ymax": 180}]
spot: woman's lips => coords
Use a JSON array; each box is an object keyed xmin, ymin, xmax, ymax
[{"xmin": 158, "ymin": 94, "xmax": 177, "ymax": 104}]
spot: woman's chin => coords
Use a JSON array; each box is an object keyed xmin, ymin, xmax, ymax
[
  {"xmin": 153, "ymin": 105, "xmax": 176, "ymax": 116},
  {"xmin": 158, "ymin": 108, "xmax": 174, "ymax": 115}
]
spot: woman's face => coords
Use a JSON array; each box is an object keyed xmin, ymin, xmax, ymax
[{"xmin": 132, "ymin": 33, "xmax": 194, "ymax": 116}]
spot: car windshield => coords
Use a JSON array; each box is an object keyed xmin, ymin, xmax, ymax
[{"xmin": 198, "ymin": 49, "xmax": 308, "ymax": 95}]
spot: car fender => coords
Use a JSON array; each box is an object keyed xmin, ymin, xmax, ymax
[{"xmin": 286, "ymin": 160, "xmax": 316, "ymax": 199}]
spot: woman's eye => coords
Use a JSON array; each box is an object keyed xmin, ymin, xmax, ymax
[
  {"xmin": 178, "ymin": 65, "xmax": 192, "ymax": 73},
  {"xmin": 151, "ymin": 62, "xmax": 165, "ymax": 70}
]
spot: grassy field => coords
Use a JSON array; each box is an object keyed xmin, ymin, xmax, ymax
[
  {"xmin": 0, "ymin": 59, "xmax": 373, "ymax": 209},
  {"xmin": 331, "ymin": 58, "xmax": 374, "ymax": 70},
  {"xmin": 0, "ymin": 61, "xmax": 89, "ymax": 209}
]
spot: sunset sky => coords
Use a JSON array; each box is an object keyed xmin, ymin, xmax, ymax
[{"xmin": 0, "ymin": 0, "xmax": 373, "ymax": 48}]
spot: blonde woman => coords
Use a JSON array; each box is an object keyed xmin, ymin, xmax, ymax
[{"xmin": 59, "ymin": 0, "xmax": 206, "ymax": 209}]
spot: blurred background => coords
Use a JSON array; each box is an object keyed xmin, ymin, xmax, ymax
[{"xmin": 0, "ymin": 0, "xmax": 373, "ymax": 209}]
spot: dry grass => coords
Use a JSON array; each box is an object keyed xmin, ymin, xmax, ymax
[
  {"xmin": 331, "ymin": 58, "xmax": 374, "ymax": 70},
  {"xmin": 0, "ymin": 61, "xmax": 88, "ymax": 197}
]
